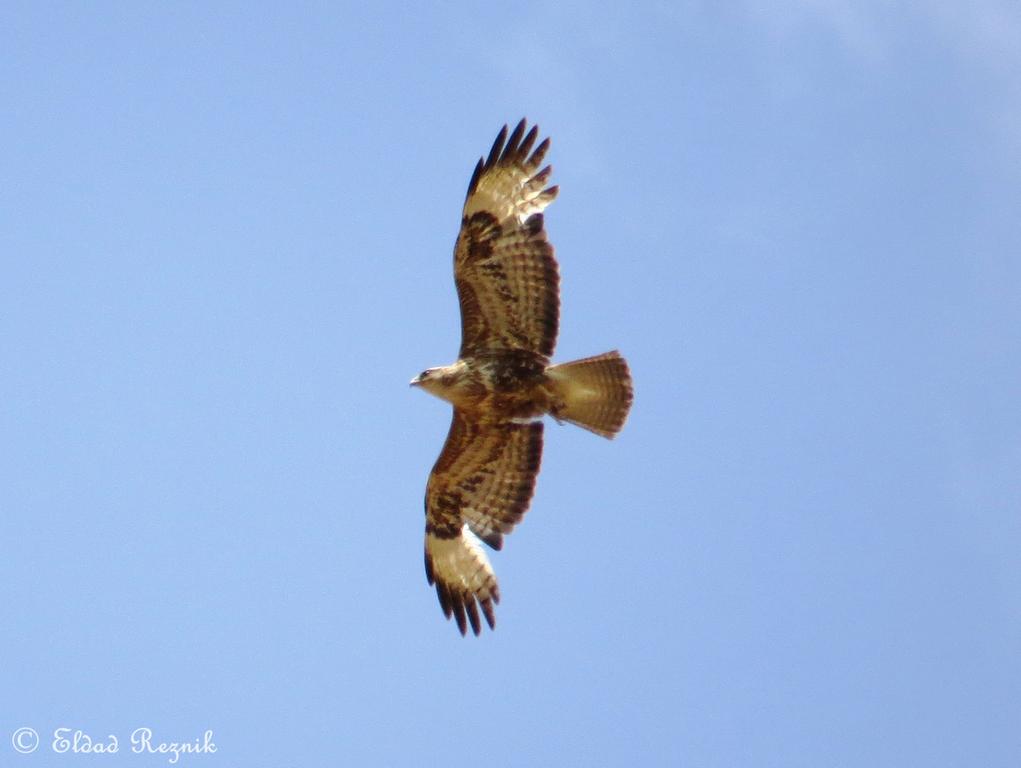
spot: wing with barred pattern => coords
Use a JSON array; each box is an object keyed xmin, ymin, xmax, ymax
[
  {"xmin": 424, "ymin": 409, "xmax": 543, "ymax": 635},
  {"xmin": 454, "ymin": 119, "xmax": 560, "ymax": 360}
]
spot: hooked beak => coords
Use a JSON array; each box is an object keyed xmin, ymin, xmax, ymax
[{"xmin": 409, "ymin": 375, "xmax": 422, "ymax": 387}]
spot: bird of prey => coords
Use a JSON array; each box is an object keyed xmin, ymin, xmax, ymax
[{"xmin": 411, "ymin": 119, "xmax": 633, "ymax": 635}]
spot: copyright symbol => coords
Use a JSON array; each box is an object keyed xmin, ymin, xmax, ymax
[{"xmin": 12, "ymin": 727, "xmax": 39, "ymax": 754}]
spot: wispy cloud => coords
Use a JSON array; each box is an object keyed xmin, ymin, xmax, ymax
[
  {"xmin": 740, "ymin": 0, "xmax": 1021, "ymax": 65},
  {"xmin": 742, "ymin": 0, "xmax": 886, "ymax": 63},
  {"xmin": 926, "ymin": 2, "xmax": 1021, "ymax": 164},
  {"xmin": 740, "ymin": 1, "xmax": 1021, "ymax": 165}
]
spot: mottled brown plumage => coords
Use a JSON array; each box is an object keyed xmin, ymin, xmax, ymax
[{"xmin": 412, "ymin": 120, "xmax": 633, "ymax": 635}]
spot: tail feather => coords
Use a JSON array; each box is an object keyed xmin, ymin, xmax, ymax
[{"xmin": 547, "ymin": 351, "xmax": 633, "ymax": 438}]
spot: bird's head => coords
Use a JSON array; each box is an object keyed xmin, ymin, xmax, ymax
[
  {"xmin": 410, "ymin": 367, "xmax": 441, "ymax": 388},
  {"xmin": 410, "ymin": 363, "xmax": 465, "ymax": 404}
]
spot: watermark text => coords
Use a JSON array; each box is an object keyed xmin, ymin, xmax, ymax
[{"xmin": 11, "ymin": 726, "xmax": 217, "ymax": 764}]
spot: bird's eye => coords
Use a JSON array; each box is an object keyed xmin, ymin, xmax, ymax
[{"xmin": 419, "ymin": 370, "xmax": 430, "ymax": 379}]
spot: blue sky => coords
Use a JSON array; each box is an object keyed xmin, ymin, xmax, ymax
[{"xmin": 2, "ymin": 2, "xmax": 1019, "ymax": 766}]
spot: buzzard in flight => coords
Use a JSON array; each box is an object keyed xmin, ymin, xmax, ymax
[{"xmin": 411, "ymin": 120, "xmax": 633, "ymax": 635}]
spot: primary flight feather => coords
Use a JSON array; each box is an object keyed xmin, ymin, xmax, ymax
[{"xmin": 411, "ymin": 119, "xmax": 633, "ymax": 635}]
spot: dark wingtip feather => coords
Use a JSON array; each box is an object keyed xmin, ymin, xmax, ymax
[
  {"xmin": 424, "ymin": 550, "xmax": 435, "ymax": 585},
  {"xmin": 451, "ymin": 596, "xmax": 468, "ymax": 636},
  {"xmin": 465, "ymin": 600, "xmax": 482, "ymax": 636},
  {"xmin": 486, "ymin": 124, "xmax": 509, "ymax": 167},
  {"xmin": 436, "ymin": 582, "xmax": 452, "ymax": 619},
  {"xmin": 532, "ymin": 164, "xmax": 551, "ymax": 184},
  {"xmin": 519, "ymin": 124, "xmax": 538, "ymax": 159},
  {"xmin": 505, "ymin": 119, "xmax": 526, "ymax": 160},
  {"xmin": 481, "ymin": 598, "xmax": 496, "ymax": 630},
  {"xmin": 530, "ymin": 137, "xmax": 551, "ymax": 167},
  {"xmin": 465, "ymin": 157, "xmax": 484, "ymax": 199}
]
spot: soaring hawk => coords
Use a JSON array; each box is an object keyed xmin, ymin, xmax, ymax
[{"xmin": 411, "ymin": 119, "xmax": 633, "ymax": 635}]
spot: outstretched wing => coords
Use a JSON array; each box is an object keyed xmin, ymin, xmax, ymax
[
  {"xmin": 424, "ymin": 409, "xmax": 543, "ymax": 635},
  {"xmin": 454, "ymin": 119, "xmax": 560, "ymax": 359}
]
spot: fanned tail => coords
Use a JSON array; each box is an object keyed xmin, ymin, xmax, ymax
[{"xmin": 546, "ymin": 351, "xmax": 633, "ymax": 439}]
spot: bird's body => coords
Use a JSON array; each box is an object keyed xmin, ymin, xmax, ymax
[
  {"xmin": 411, "ymin": 120, "xmax": 633, "ymax": 635},
  {"xmin": 416, "ymin": 352, "xmax": 550, "ymax": 419}
]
